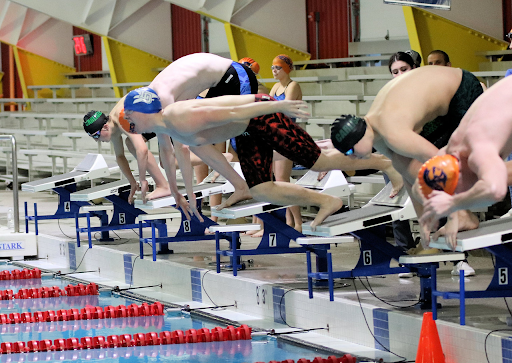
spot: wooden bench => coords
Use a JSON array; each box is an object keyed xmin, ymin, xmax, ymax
[
  {"xmin": 472, "ymin": 71, "xmax": 507, "ymax": 88},
  {"xmin": 46, "ymin": 98, "xmax": 118, "ymax": 113},
  {"xmin": 113, "ymin": 82, "xmax": 149, "ymax": 96},
  {"xmin": 6, "ymin": 112, "xmax": 84, "ymax": 131},
  {"xmin": 475, "ymin": 49, "xmax": 512, "ymax": 62},
  {"xmin": 0, "ymin": 128, "xmax": 60, "ymax": 148},
  {"xmin": 294, "ymin": 55, "xmax": 389, "ymax": 69},
  {"xmin": 0, "ymin": 98, "xmax": 45, "ymax": 112},
  {"xmin": 62, "ymin": 70, "xmax": 111, "ymax": 80},
  {"xmin": 302, "ymin": 95, "xmax": 365, "ymax": 116},
  {"xmin": 348, "ymin": 39, "xmax": 410, "ymax": 58},
  {"xmin": 347, "ymin": 74, "xmax": 392, "ymax": 95},
  {"xmin": 62, "ymin": 132, "xmax": 103, "ymax": 153},
  {"xmin": 258, "ymin": 76, "xmax": 338, "ymax": 95},
  {"xmin": 28, "ymin": 84, "xmax": 114, "ymax": 98}
]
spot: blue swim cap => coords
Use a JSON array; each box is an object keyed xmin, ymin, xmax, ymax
[{"xmin": 124, "ymin": 87, "xmax": 162, "ymax": 114}]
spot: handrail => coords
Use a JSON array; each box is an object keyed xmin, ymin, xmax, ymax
[{"xmin": 0, "ymin": 135, "xmax": 19, "ymax": 232}]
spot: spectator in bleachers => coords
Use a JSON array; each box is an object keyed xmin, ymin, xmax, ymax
[
  {"xmin": 269, "ymin": 54, "xmax": 304, "ymax": 233},
  {"xmin": 405, "ymin": 50, "xmax": 422, "ymax": 68},
  {"xmin": 427, "ymin": 50, "xmax": 451, "ymax": 66},
  {"xmin": 388, "ymin": 51, "xmax": 417, "ymax": 78}
]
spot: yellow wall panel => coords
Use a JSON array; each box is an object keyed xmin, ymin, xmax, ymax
[
  {"xmin": 224, "ymin": 23, "xmax": 310, "ymax": 82},
  {"xmin": 403, "ymin": 6, "xmax": 507, "ymax": 71},
  {"xmin": 105, "ymin": 37, "xmax": 170, "ymax": 97},
  {"xmin": 14, "ymin": 47, "xmax": 75, "ymax": 98}
]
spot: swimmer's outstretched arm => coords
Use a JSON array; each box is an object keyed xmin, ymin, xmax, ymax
[
  {"xmin": 189, "ymin": 144, "xmax": 252, "ymax": 208},
  {"xmin": 158, "ymin": 136, "xmax": 202, "ymax": 222},
  {"xmin": 166, "ymin": 95, "xmax": 309, "ymax": 134}
]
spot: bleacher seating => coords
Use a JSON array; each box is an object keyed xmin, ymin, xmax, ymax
[{"xmin": 0, "ymin": 40, "xmax": 507, "ymax": 184}]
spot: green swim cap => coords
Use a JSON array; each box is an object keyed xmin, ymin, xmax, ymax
[{"xmin": 330, "ymin": 115, "xmax": 367, "ymax": 154}]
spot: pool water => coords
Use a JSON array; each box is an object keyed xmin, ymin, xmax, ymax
[{"xmin": 0, "ymin": 271, "xmax": 339, "ymax": 363}]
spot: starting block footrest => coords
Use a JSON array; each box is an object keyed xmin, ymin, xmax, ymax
[
  {"xmin": 399, "ymin": 252, "xmax": 465, "ymax": 265},
  {"xmin": 209, "ymin": 224, "xmax": 261, "ymax": 233},
  {"xmin": 296, "ymin": 236, "xmax": 354, "ymax": 245}
]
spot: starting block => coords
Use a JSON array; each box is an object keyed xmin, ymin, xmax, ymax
[
  {"xmin": 22, "ymin": 154, "xmax": 117, "ymax": 237},
  {"xmin": 300, "ymin": 182, "xmax": 421, "ymax": 301},
  {"xmin": 70, "ymin": 177, "xmax": 176, "ymax": 254},
  {"xmin": 132, "ymin": 165, "xmax": 240, "ymax": 261},
  {"xmin": 428, "ymin": 217, "xmax": 512, "ymax": 325},
  {"xmin": 212, "ymin": 170, "xmax": 354, "ymax": 276}
]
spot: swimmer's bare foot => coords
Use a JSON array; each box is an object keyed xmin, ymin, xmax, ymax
[
  {"xmin": 456, "ymin": 209, "xmax": 479, "ymax": 232},
  {"xmin": 383, "ymin": 163, "xmax": 403, "ymax": 198},
  {"xmin": 216, "ymin": 188, "xmax": 252, "ymax": 210},
  {"xmin": 310, "ymin": 197, "xmax": 343, "ymax": 231},
  {"xmin": 244, "ymin": 229, "xmax": 261, "ymax": 236},
  {"xmin": 146, "ymin": 187, "xmax": 172, "ymax": 200},
  {"xmin": 251, "ymin": 229, "xmax": 264, "ymax": 238}
]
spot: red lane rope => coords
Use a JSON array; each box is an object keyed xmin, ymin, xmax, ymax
[
  {"xmin": 0, "ymin": 268, "xmax": 41, "ymax": 280},
  {"xmin": 0, "ymin": 324, "xmax": 252, "ymax": 353},
  {"xmin": 0, "ymin": 301, "xmax": 164, "ymax": 324},
  {"xmin": 256, "ymin": 354, "xmax": 356, "ymax": 363},
  {"xmin": 0, "ymin": 282, "xmax": 99, "ymax": 301}
]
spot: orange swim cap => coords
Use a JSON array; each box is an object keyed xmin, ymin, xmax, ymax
[
  {"xmin": 418, "ymin": 155, "xmax": 460, "ymax": 199},
  {"xmin": 118, "ymin": 108, "xmax": 131, "ymax": 133},
  {"xmin": 239, "ymin": 57, "xmax": 260, "ymax": 75},
  {"xmin": 272, "ymin": 54, "xmax": 293, "ymax": 74}
]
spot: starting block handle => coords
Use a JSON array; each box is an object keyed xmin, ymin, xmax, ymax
[{"xmin": 209, "ymin": 224, "xmax": 261, "ymax": 233}]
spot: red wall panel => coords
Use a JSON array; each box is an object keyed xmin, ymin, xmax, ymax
[
  {"xmin": 1, "ymin": 43, "xmax": 22, "ymax": 102},
  {"xmin": 171, "ymin": 4, "xmax": 202, "ymax": 60},
  {"xmin": 504, "ymin": 0, "xmax": 512, "ymax": 38},
  {"xmin": 306, "ymin": 0, "xmax": 350, "ymax": 60},
  {"xmin": 72, "ymin": 27, "xmax": 102, "ymax": 72}
]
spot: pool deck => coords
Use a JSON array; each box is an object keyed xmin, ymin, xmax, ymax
[{"xmin": 1, "ymin": 187, "xmax": 511, "ymax": 363}]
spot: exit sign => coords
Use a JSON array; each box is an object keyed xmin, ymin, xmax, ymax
[{"xmin": 72, "ymin": 34, "xmax": 93, "ymax": 56}]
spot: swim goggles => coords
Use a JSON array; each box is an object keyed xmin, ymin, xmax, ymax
[
  {"xmin": 90, "ymin": 129, "xmax": 102, "ymax": 140},
  {"xmin": 344, "ymin": 148, "xmax": 354, "ymax": 156}
]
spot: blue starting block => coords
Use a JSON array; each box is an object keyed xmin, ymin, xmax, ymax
[
  {"xmin": 299, "ymin": 182, "xmax": 421, "ymax": 302},
  {"xmin": 21, "ymin": 154, "xmax": 117, "ymax": 239},
  {"xmin": 70, "ymin": 177, "xmax": 172, "ymax": 254},
  {"xmin": 212, "ymin": 170, "xmax": 354, "ymax": 276},
  {"xmin": 428, "ymin": 217, "xmax": 512, "ymax": 325},
  {"xmin": 133, "ymin": 166, "xmax": 238, "ymax": 261}
]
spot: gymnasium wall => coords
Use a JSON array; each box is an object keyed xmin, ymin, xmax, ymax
[
  {"xmin": 360, "ymin": 1, "xmax": 409, "ymax": 41},
  {"xmin": 107, "ymin": 1, "xmax": 172, "ymax": 61},
  {"xmin": 230, "ymin": 0, "xmax": 308, "ymax": 53},
  {"xmin": 428, "ymin": 0, "xmax": 503, "ymax": 39}
]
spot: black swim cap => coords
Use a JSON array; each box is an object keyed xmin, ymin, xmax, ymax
[
  {"xmin": 330, "ymin": 115, "xmax": 367, "ymax": 154},
  {"xmin": 83, "ymin": 110, "xmax": 108, "ymax": 137}
]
